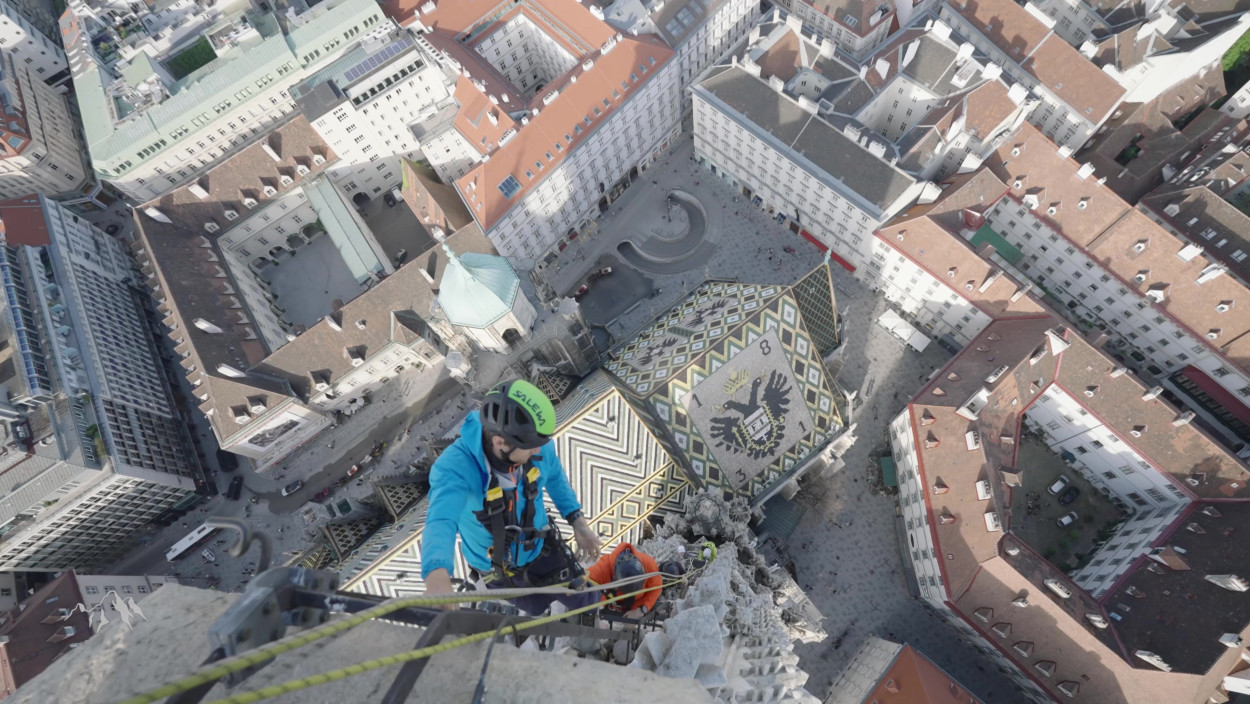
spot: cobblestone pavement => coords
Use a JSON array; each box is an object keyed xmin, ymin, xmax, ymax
[
  {"xmin": 788, "ymin": 264, "xmax": 1022, "ymax": 702},
  {"xmin": 540, "ymin": 136, "xmax": 826, "ymax": 344}
]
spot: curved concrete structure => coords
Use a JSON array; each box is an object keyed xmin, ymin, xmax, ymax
[{"xmin": 618, "ymin": 190, "xmax": 716, "ymax": 274}]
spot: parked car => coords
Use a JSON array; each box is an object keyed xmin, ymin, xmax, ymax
[
  {"xmin": 1057, "ymin": 511, "xmax": 1078, "ymax": 527},
  {"xmin": 383, "ymin": 192, "xmax": 398, "ymax": 207},
  {"xmin": 1059, "ymin": 486, "xmax": 1081, "ymax": 505},
  {"xmin": 1047, "ymin": 475, "xmax": 1071, "ymax": 496},
  {"xmin": 281, "ymin": 480, "xmax": 304, "ymax": 497},
  {"xmin": 202, "ymin": 547, "xmax": 216, "ymax": 562},
  {"xmin": 390, "ymin": 186, "xmax": 403, "ymax": 204},
  {"xmin": 226, "ymin": 476, "xmax": 243, "ymax": 501},
  {"xmin": 393, "ymin": 249, "xmax": 408, "ymax": 267},
  {"xmin": 313, "ymin": 488, "xmax": 332, "ymax": 502}
]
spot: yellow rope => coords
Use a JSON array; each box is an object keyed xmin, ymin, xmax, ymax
[
  {"xmin": 114, "ymin": 569, "xmax": 691, "ymax": 704},
  {"xmin": 200, "ymin": 583, "xmax": 672, "ymax": 704}
]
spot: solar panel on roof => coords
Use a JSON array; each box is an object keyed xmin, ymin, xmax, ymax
[{"xmin": 341, "ymin": 37, "xmax": 416, "ymax": 85}]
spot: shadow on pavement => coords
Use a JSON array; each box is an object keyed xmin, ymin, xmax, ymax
[{"xmin": 577, "ymin": 254, "xmax": 654, "ymax": 326}]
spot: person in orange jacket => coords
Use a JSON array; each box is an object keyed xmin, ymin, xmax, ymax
[{"xmin": 587, "ymin": 542, "xmax": 663, "ymax": 619}]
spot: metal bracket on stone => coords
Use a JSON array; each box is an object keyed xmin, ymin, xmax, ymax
[{"xmin": 206, "ymin": 567, "xmax": 340, "ymax": 687}]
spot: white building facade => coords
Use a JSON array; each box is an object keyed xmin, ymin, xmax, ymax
[
  {"xmin": 295, "ymin": 32, "xmax": 455, "ymax": 202},
  {"xmin": 979, "ymin": 198, "xmax": 1250, "ymax": 422},
  {"xmin": 936, "ymin": 2, "xmax": 1121, "ymax": 151},
  {"xmin": 780, "ymin": 0, "xmax": 893, "ymax": 59},
  {"xmin": 692, "ymin": 63, "xmax": 924, "ymax": 271},
  {"xmin": 0, "ymin": 53, "xmax": 91, "ymax": 200},
  {"xmin": 480, "ymin": 58, "xmax": 683, "ymax": 261},
  {"xmin": 0, "ymin": 0, "xmax": 68, "ymax": 86},
  {"xmin": 1021, "ymin": 386, "xmax": 1190, "ymax": 595},
  {"xmin": 0, "ymin": 196, "xmax": 198, "ymax": 571},
  {"xmin": 61, "ymin": 0, "xmax": 391, "ymax": 202}
]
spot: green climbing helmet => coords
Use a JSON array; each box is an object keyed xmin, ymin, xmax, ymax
[{"xmin": 480, "ymin": 379, "xmax": 556, "ymax": 450}]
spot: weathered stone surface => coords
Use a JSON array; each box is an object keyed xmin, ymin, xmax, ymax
[
  {"xmin": 14, "ymin": 584, "xmax": 713, "ymax": 704},
  {"xmin": 656, "ymin": 605, "xmax": 724, "ymax": 679}
]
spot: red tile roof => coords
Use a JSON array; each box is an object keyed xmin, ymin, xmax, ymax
[
  {"xmin": 0, "ymin": 195, "xmax": 50, "ymax": 247},
  {"xmin": 455, "ymin": 34, "xmax": 674, "ymax": 229}
]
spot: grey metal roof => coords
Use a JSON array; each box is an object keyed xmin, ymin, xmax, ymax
[
  {"xmin": 70, "ymin": 0, "xmax": 386, "ymax": 168},
  {"xmin": 292, "ymin": 80, "xmax": 344, "ymax": 122},
  {"xmin": 697, "ymin": 66, "xmax": 916, "ymax": 212},
  {"xmin": 900, "ymin": 35, "xmax": 962, "ymax": 94}
]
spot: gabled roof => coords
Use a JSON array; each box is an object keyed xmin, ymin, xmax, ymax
[
  {"xmin": 134, "ymin": 117, "xmax": 334, "ymax": 441},
  {"xmin": 0, "ymin": 570, "xmax": 92, "ymax": 696},
  {"xmin": 696, "ymin": 65, "xmax": 917, "ymax": 213},
  {"xmin": 946, "ymin": 0, "xmax": 1125, "ymax": 123},
  {"xmin": 250, "ymin": 224, "xmax": 495, "ymax": 397},
  {"xmin": 1102, "ymin": 502, "xmax": 1250, "ymax": 675},
  {"xmin": 454, "ymin": 32, "xmax": 675, "ymax": 229}
]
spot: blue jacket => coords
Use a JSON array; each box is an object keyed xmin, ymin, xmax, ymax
[{"xmin": 420, "ymin": 411, "xmax": 582, "ymax": 578}]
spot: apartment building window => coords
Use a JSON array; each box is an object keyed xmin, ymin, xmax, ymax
[
  {"xmin": 1213, "ymin": 367, "xmax": 1230, "ymax": 378},
  {"xmin": 1127, "ymin": 492, "xmax": 1148, "ymax": 506}
]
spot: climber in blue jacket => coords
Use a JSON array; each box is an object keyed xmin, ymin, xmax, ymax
[{"xmin": 420, "ymin": 379, "xmax": 601, "ymax": 615}]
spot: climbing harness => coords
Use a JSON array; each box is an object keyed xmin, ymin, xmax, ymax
[{"xmin": 473, "ymin": 460, "xmax": 587, "ymax": 589}]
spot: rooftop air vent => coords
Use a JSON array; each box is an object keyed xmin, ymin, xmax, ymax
[
  {"xmin": 1142, "ymin": 386, "xmax": 1163, "ymax": 401},
  {"xmin": 1133, "ymin": 239, "xmax": 1149, "ymax": 253},
  {"xmin": 1044, "ymin": 579, "xmax": 1072, "ymax": 598},
  {"xmin": 984, "ymin": 511, "xmax": 1002, "ymax": 532},
  {"xmin": 1208, "ymin": 329, "xmax": 1221, "ymax": 340},
  {"xmin": 1216, "ymin": 301, "xmax": 1232, "ymax": 313}
]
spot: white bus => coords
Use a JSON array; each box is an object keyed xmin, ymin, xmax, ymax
[{"xmin": 165, "ymin": 523, "xmax": 219, "ymax": 562}]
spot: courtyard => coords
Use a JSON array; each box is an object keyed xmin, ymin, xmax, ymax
[
  {"xmin": 1009, "ymin": 431, "xmax": 1126, "ymax": 573},
  {"xmin": 357, "ymin": 192, "xmax": 436, "ymax": 265},
  {"xmin": 264, "ymin": 232, "xmax": 367, "ymax": 329}
]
